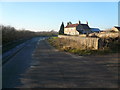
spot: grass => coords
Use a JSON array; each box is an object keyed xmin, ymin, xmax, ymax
[
  {"xmin": 2, "ymin": 38, "xmax": 30, "ymax": 53},
  {"xmin": 48, "ymin": 37, "xmax": 119, "ymax": 56}
]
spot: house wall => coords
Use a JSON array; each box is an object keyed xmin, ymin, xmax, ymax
[{"xmin": 64, "ymin": 27, "xmax": 79, "ymax": 35}]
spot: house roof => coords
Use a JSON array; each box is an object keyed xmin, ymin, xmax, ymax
[
  {"xmin": 65, "ymin": 23, "xmax": 90, "ymax": 29},
  {"xmin": 80, "ymin": 24, "xmax": 90, "ymax": 29},
  {"xmin": 90, "ymin": 28, "xmax": 100, "ymax": 32},
  {"xmin": 65, "ymin": 24, "xmax": 79, "ymax": 28},
  {"xmin": 76, "ymin": 24, "xmax": 90, "ymax": 34}
]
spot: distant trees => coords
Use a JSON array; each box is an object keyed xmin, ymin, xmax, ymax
[
  {"xmin": 1, "ymin": 25, "xmax": 35, "ymax": 45},
  {"xmin": 35, "ymin": 30, "xmax": 58, "ymax": 37},
  {"xmin": 59, "ymin": 22, "xmax": 64, "ymax": 35},
  {"xmin": 1, "ymin": 25, "xmax": 58, "ymax": 46}
]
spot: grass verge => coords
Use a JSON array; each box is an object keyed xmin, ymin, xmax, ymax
[{"xmin": 2, "ymin": 38, "xmax": 30, "ymax": 53}]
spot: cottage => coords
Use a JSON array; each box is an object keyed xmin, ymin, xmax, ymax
[{"xmin": 64, "ymin": 21, "xmax": 91, "ymax": 35}]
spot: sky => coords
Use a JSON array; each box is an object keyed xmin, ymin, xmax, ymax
[{"xmin": 0, "ymin": 2, "xmax": 118, "ymax": 32}]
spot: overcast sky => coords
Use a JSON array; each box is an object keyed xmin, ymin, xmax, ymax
[{"xmin": 0, "ymin": 2, "xmax": 118, "ymax": 31}]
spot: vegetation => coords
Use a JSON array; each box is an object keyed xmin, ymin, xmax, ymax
[
  {"xmin": 2, "ymin": 26, "xmax": 34, "ymax": 45},
  {"xmin": 59, "ymin": 22, "xmax": 64, "ymax": 35},
  {"xmin": 48, "ymin": 36, "xmax": 120, "ymax": 55},
  {"xmin": 1, "ymin": 25, "xmax": 58, "ymax": 53}
]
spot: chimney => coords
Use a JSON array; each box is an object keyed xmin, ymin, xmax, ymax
[
  {"xmin": 86, "ymin": 21, "xmax": 88, "ymax": 24},
  {"xmin": 78, "ymin": 20, "xmax": 81, "ymax": 24},
  {"xmin": 67, "ymin": 21, "xmax": 72, "ymax": 25},
  {"xmin": 67, "ymin": 22, "xmax": 69, "ymax": 25}
]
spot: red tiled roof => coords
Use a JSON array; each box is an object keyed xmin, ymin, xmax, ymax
[{"xmin": 65, "ymin": 24, "xmax": 79, "ymax": 28}]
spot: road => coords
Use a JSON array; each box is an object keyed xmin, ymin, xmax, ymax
[
  {"xmin": 3, "ymin": 37, "xmax": 119, "ymax": 88},
  {"xmin": 2, "ymin": 37, "xmax": 47, "ymax": 88}
]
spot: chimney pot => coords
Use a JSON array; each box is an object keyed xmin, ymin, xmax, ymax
[{"xmin": 86, "ymin": 21, "xmax": 88, "ymax": 24}]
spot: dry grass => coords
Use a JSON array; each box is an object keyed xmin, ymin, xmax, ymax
[
  {"xmin": 48, "ymin": 35, "xmax": 120, "ymax": 55},
  {"xmin": 89, "ymin": 32, "xmax": 120, "ymax": 39}
]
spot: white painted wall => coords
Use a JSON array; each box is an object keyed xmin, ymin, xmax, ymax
[{"xmin": 64, "ymin": 27, "xmax": 79, "ymax": 35}]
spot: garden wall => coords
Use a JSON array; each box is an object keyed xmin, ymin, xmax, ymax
[{"xmin": 58, "ymin": 35, "xmax": 99, "ymax": 50}]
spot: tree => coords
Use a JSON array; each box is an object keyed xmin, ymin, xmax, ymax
[
  {"xmin": 59, "ymin": 22, "xmax": 64, "ymax": 35},
  {"xmin": 67, "ymin": 21, "xmax": 72, "ymax": 25}
]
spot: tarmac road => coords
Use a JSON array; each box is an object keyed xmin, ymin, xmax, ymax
[
  {"xmin": 3, "ymin": 38, "xmax": 119, "ymax": 88},
  {"xmin": 2, "ymin": 37, "xmax": 47, "ymax": 88}
]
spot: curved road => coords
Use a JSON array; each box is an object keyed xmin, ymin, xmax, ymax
[{"xmin": 3, "ymin": 37, "xmax": 119, "ymax": 88}]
